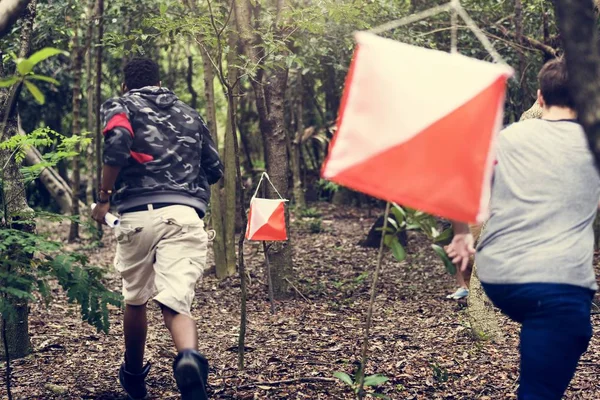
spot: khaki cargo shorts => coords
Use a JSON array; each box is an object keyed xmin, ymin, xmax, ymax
[{"xmin": 113, "ymin": 204, "xmax": 208, "ymax": 316}]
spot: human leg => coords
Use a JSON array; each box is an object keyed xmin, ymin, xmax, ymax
[
  {"xmin": 482, "ymin": 282, "xmax": 594, "ymax": 400},
  {"xmin": 124, "ymin": 303, "xmax": 148, "ymax": 373},
  {"xmin": 113, "ymin": 212, "xmax": 157, "ymax": 399},
  {"xmin": 519, "ymin": 318, "xmax": 591, "ymax": 399},
  {"xmin": 161, "ymin": 304, "xmax": 198, "ymax": 352},
  {"xmin": 152, "ymin": 206, "xmax": 209, "ymax": 399}
]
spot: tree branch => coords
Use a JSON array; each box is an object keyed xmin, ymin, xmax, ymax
[
  {"xmin": 0, "ymin": 0, "xmax": 30, "ymax": 38},
  {"xmin": 495, "ymin": 23, "xmax": 558, "ymax": 58}
]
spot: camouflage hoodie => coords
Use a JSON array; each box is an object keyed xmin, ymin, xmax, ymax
[{"xmin": 101, "ymin": 86, "xmax": 223, "ymax": 216}]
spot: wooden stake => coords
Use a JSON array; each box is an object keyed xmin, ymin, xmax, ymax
[
  {"xmin": 357, "ymin": 202, "xmax": 391, "ymax": 399},
  {"xmin": 263, "ymin": 241, "xmax": 276, "ymax": 314}
]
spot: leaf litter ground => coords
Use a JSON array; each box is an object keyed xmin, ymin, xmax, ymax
[{"xmin": 2, "ymin": 203, "xmax": 600, "ymax": 399}]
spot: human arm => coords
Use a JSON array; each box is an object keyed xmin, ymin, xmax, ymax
[
  {"xmin": 91, "ymin": 165, "xmax": 122, "ymax": 224},
  {"xmin": 445, "ymin": 221, "xmax": 476, "ymax": 272},
  {"xmin": 91, "ymin": 99, "xmax": 132, "ymax": 224}
]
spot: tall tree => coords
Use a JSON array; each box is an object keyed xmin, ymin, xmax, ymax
[
  {"xmin": 0, "ymin": 0, "xmax": 37, "ymax": 360},
  {"xmin": 234, "ymin": 0, "xmax": 293, "ymax": 298},
  {"xmin": 183, "ymin": 0, "xmax": 237, "ymax": 278},
  {"xmin": 514, "ymin": 0, "xmax": 526, "ymax": 116},
  {"xmin": 94, "ymin": 0, "xmax": 104, "ymax": 236},
  {"xmin": 221, "ymin": 27, "xmax": 238, "ymax": 279},
  {"xmin": 68, "ymin": 20, "xmax": 84, "ymax": 242},
  {"xmin": 291, "ymin": 71, "xmax": 306, "ymax": 208},
  {"xmin": 84, "ymin": 0, "xmax": 96, "ymax": 205}
]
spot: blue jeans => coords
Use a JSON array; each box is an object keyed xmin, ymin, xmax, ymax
[{"xmin": 482, "ymin": 282, "xmax": 594, "ymax": 400}]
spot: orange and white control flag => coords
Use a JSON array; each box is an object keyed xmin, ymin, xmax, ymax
[
  {"xmin": 245, "ymin": 174, "xmax": 288, "ymax": 241},
  {"xmin": 322, "ymin": 32, "xmax": 513, "ymax": 223}
]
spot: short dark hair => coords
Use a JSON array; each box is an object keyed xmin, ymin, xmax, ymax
[
  {"xmin": 538, "ymin": 58, "xmax": 574, "ymax": 109},
  {"xmin": 123, "ymin": 58, "xmax": 160, "ymax": 90}
]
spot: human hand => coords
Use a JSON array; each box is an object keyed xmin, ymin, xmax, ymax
[
  {"xmin": 92, "ymin": 202, "xmax": 110, "ymax": 225},
  {"xmin": 445, "ymin": 233, "xmax": 475, "ymax": 272}
]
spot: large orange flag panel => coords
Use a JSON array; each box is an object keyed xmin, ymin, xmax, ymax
[{"xmin": 322, "ymin": 32, "xmax": 514, "ymax": 223}]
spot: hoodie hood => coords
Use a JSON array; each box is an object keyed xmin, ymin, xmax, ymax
[{"xmin": 127, "ymin": 86, "xmax": 178, "ymax": 109}]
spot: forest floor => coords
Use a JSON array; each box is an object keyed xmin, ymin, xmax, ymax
[{"xmin": 2, "ymin": 202, "xmax": 600, "ymax": 400}]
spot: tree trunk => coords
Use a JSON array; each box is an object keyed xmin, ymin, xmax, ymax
[
  {"xmin": 0, "ymin": 305, "xmax": 29, "ymax": 360},
  {"xmin": 185, "ymin": 46, "xmax": 198, "ymax": 110},
  {"xmin": 467, "ymin": 264, "xmax": 504, "ymax": 342},
  {"xmin": 219, "ymin": 29, "xmax": 239, "ymax": 279},
  {"xmin": 84, "ymin": 0, "xmax": 95, "ymax": 206},
  {"xmin": 237, "ymin": 94, "xmax": 255, "ymax": 174},
  {"xmin": 23, "ymin": 146, "xmax": 81, "ymax": 214},
  {"xmin": 291, "ymin": 72, "xmax": 306, "ymax": 208},
  {"xmin": 69, "ymin": 26, "xmax": 83, "ymax": 242},
  {"xmin": 0, "ymin": 0, "xmax": 30, "ymax": 38},
  {"xmin": 553, "ymin": 0, "xmax": 600, "ymax": 166},
  {"xmin": 185, "ymin": 0, "xmax": 237, "ymax": 279},
  {"xmin": 203, "ymin": 55, "xmax": 230, "ymax": 277},
  {"xmin": 94, "ymin": 0, "xmax": 104, "ymax": 236},
  {"xmin": 514, "ymin": 0, "xmax": 527, "ymax": 116},
  {"xmin": 467, "ymin": 224, "xmax": 504, "ymax": 342},
  {"xmin": 234, "ymin": 0, "xmax": 294, "ymax": 298},
  {"xmin": 263, "ymin": 68, "xmax": 292, "ymax": 299},
  {"xmin": 0, "ymin": 0, "xmax": 37, "ymax": 361}
]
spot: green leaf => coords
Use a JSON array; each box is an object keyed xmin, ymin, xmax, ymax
[
  {"xmin": 390, "ymin": 207, "xmax": 405, "ymax": 227},
  {"xmin": 160, "ymin": 3, "xmax": 168, "ymax": 15},
  {"xmin": 388, "ymin": 236, "xmax": 406, "ymax": 262},
  {"xmin": 363, "ymin": 374, "xmax": 389, "ymax": 387},
  {"xmin": 431, "ymin": 244, "xmax": 456, "ymax": 275},
  {"xmin": 386, "ymin": 217, "xmax": 398, "ymax": 230},
  {"xmin": 0, "ymin": 76, "xmax": 18, "ymax": 87},
  {"xmin": 24, "ymin": 80, "xmax": 45, "ymax": 104},
  {"xmin": 17, "ymin": 59, "xmax": 34, "ymax": 75},
  {"xmin": 392, "ymin": 203, "xmax": 406, "ymax": 217},
  {"xmin": 333, "ymin": 371, "xmax": 354, "ymax": 387},
  {"xmin": 26, "ymin": 48, "xmax": 67, "ymax": 67},
  {"xmin": 27, "ymin": 74, "xmax": 59, "ymax": 85},
  {"xmin": 433, "ymin": 228, "xmax": 453, "ymax": 244}
]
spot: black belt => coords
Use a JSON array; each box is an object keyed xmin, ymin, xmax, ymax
[{"xmin": 121, "ymin": 203, "xmax": 176, "ymax": 214}]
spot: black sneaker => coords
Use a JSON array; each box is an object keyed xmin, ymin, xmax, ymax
[
  {"xmin": 173, "ymin": 349, "xmax": 209, "ymax": 400},
  {"xmin": 119, "ymin": 362, "xmax": 151, "ymax": 400}
]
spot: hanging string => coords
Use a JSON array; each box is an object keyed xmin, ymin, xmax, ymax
[
  {"xmin": 453, "ymin": 2, "xmax": 507, "ymax": 66},
  {"xmin": 368, "ymin": 2, "xmax": 453, "ymax": 35},
  {"xmin": 368, "ymin": 0, "xmax": 509, "ymax": 68},
  {"xmin": 252, "ymin": 172, "xmax": 286, "ymax": 200}
]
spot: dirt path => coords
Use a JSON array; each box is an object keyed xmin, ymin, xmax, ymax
[{"xmin": 2, "ymin": 203, "xmax": 600, "ymax": 399}]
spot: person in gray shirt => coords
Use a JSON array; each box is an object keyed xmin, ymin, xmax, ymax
[{"xmin": 448, "ymin": 58, "xmax": 600, "ymax": 400}]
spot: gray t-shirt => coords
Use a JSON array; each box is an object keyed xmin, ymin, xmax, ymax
[{"xmin": 476, "ymin": 119, "xmax": 600, "ymax": 291}]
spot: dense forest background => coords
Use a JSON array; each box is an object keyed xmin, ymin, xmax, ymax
[{"xmin": 4, "ymin": 0, "xmax": 558, "ymax": 214}]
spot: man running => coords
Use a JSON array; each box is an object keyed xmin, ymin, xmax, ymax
[
  {"xmin": 92, "ymin": 58, "xmax": 223, "ymax": 400},
  {"xmin": 448, "ymin": 58, "xmax": 599, "ymax": 399}
]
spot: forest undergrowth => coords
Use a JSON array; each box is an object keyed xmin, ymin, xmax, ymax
[{"xmin": 1, "ymin": 203, "xmax": 599, "ymax": 400}]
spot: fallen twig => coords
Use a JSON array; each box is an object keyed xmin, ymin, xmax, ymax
[
  {"xmin": 236, "ymin": 376, "xmax": 337, "ymax": 390},
  {"xmin": 285, "ymin": 277, "xmax": 312, "ymax": 304}
]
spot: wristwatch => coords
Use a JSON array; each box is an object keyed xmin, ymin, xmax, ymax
[{"xmin": 97, "ymin": 188, "xmax": 113, "ymax": 204}]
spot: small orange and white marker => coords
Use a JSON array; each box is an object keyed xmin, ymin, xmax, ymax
[{"xmin": 245, "ymin": 173, "xmax": 288, "ymax": 242}]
